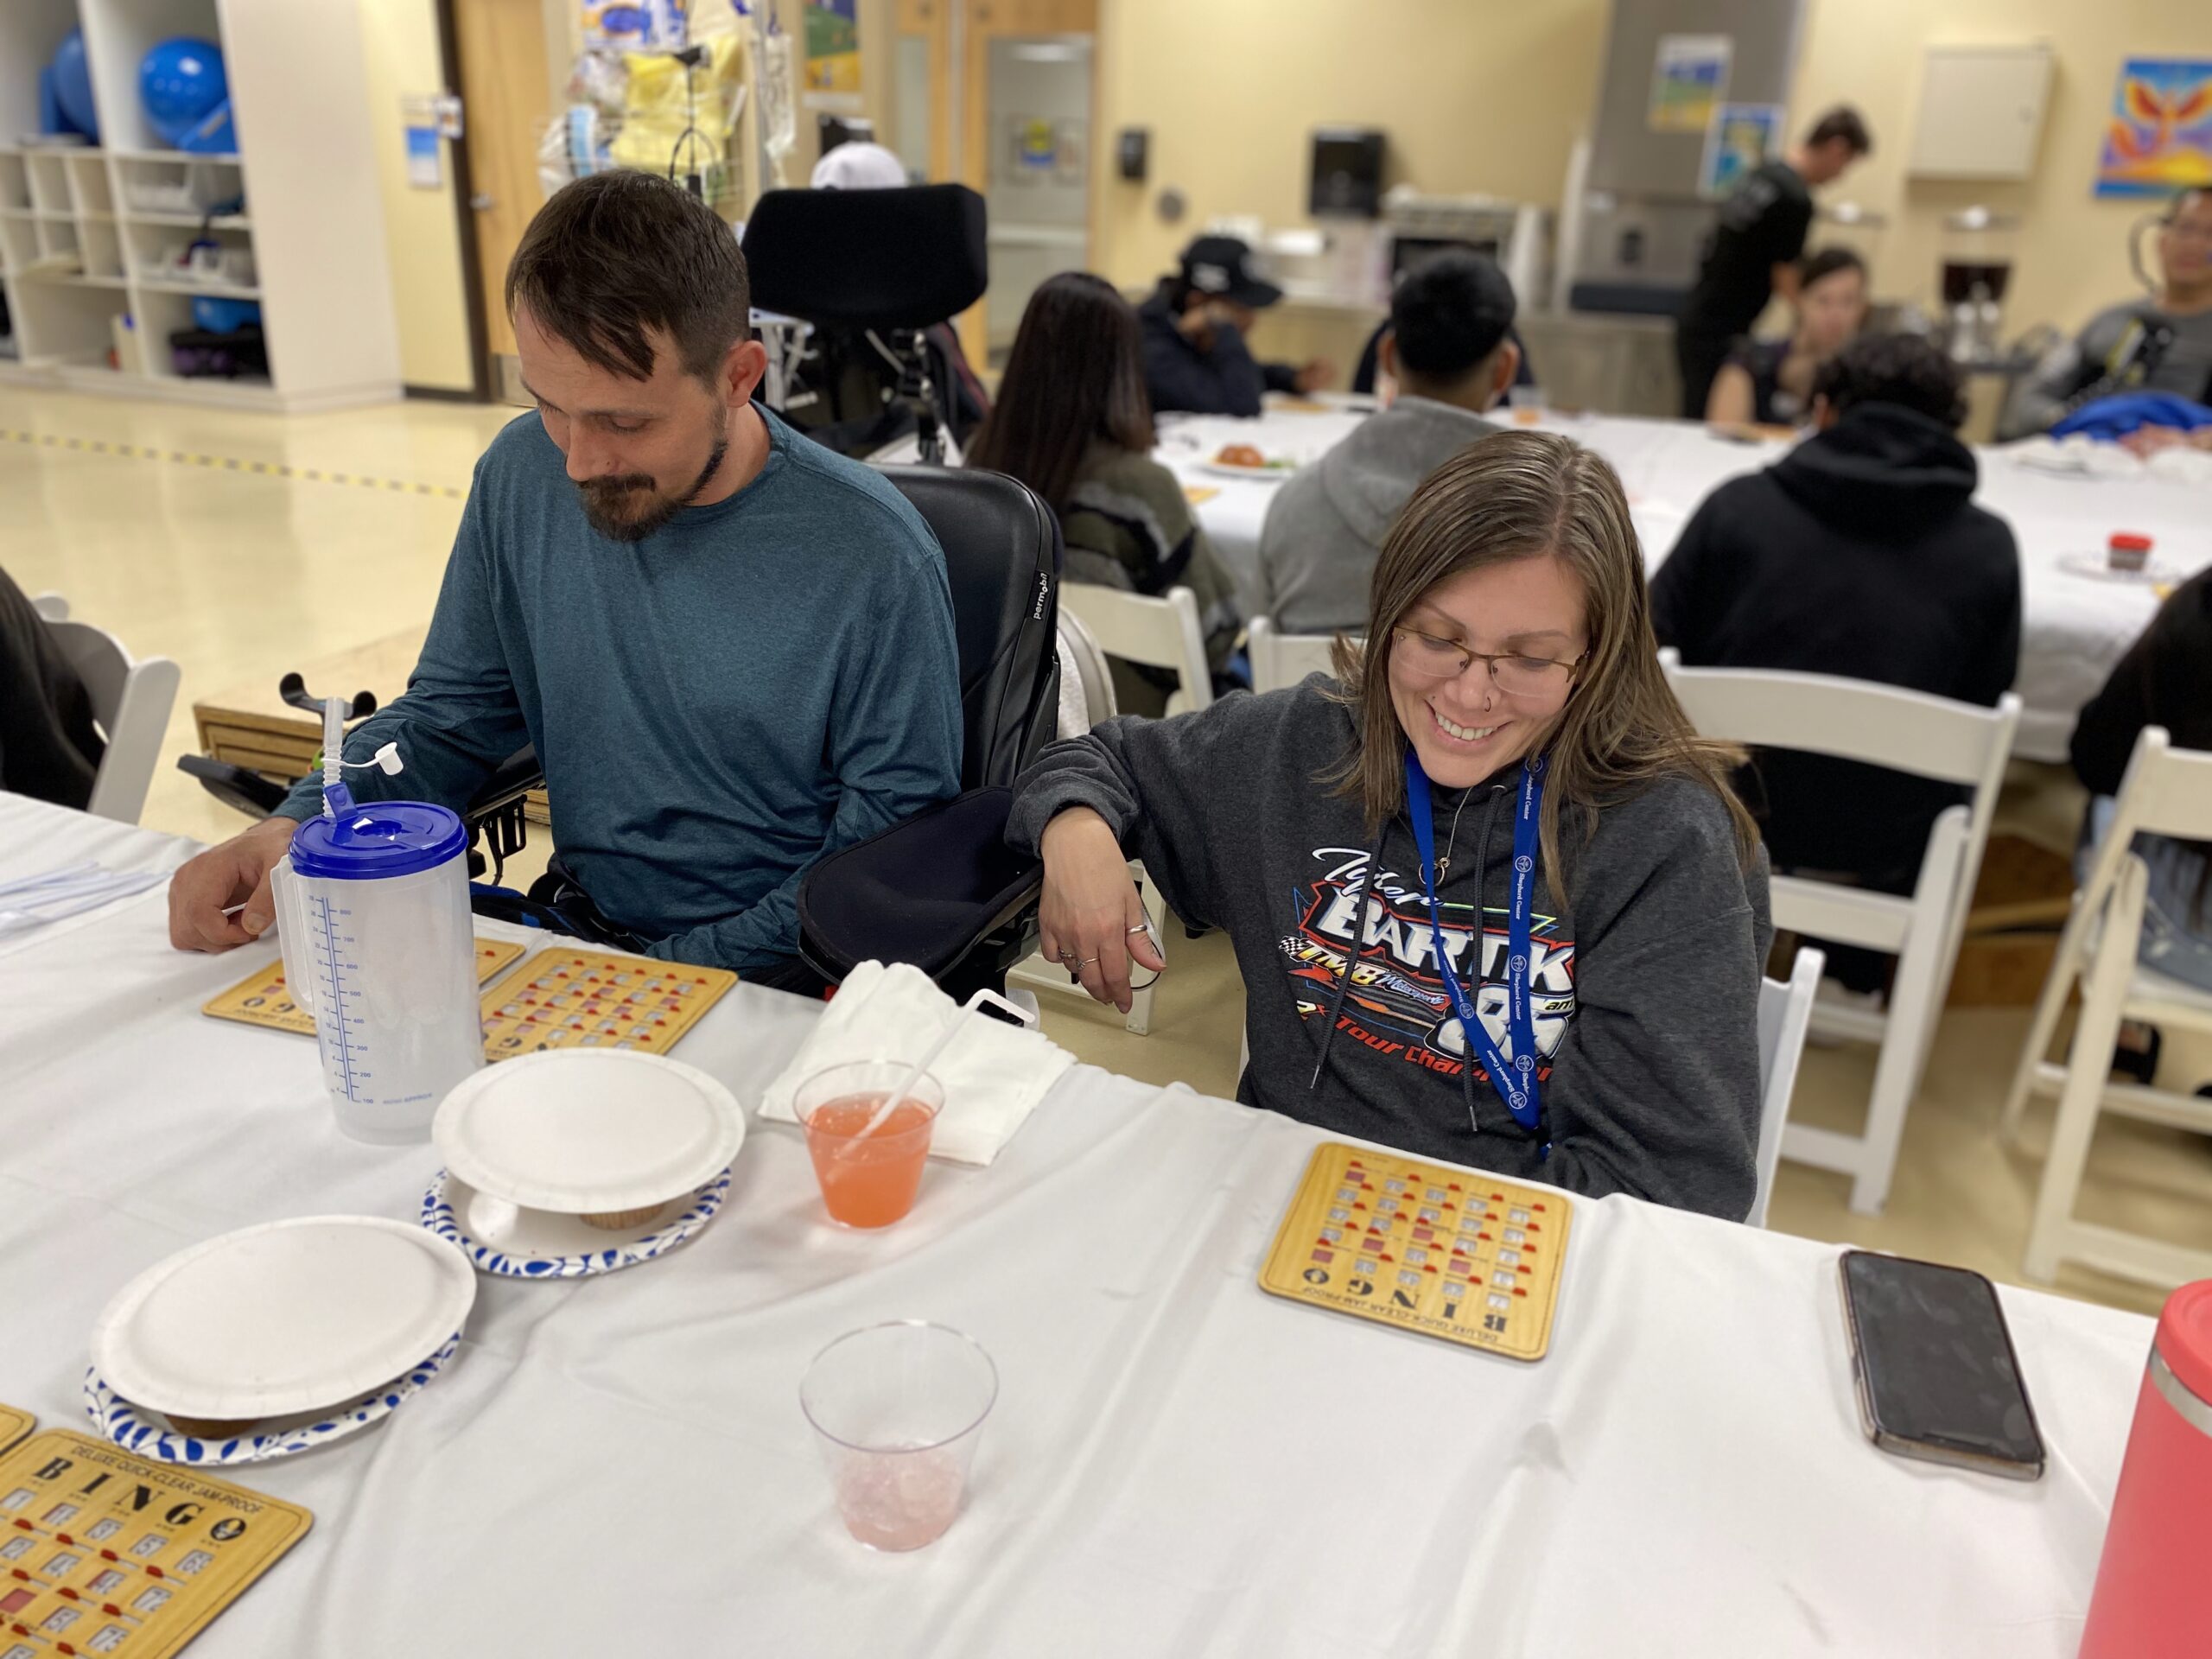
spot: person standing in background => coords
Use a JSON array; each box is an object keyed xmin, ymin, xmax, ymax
[
  {"xmin": 1140, "ymin": 235, "xmax": 1333, "ymax": 416},
  {"xmin": 1675, "ymin": 107, "xmax": 1872, "ymax": 419}
]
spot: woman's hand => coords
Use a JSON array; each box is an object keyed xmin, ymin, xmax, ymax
[{"xmin": 1037, "ymin": 807, "xmax": 1166, "ymax": 1014}]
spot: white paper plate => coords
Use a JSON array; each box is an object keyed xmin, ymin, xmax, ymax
[
  {"xmin": 2056, "ymin": 551, "xmax": 2181, "ymax": 584},
  {"xmin": 91, "ymin": 1216, "xmax": 476, "ymax": 1421},
  {"xmin": 1196, "ymin": 458, "xmax": 1297, "ymax": 481},
  {"xmin": 84, "ymin": 1333, "xmax": 462, "ymax": 1466},
  {"xmin": 433, "ymin": 1049, "xmax": 743, "ymax": 1215},
  {"xmin": 420, "ymin": 1166, "xmax": 731, "ymax": 1278}
]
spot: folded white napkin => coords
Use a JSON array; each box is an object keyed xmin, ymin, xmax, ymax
[{"xmin": 757, "ymin": 961, "xmax": 1077, "ymax": 1165}]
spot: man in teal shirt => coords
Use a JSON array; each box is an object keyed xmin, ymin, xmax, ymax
[{"xmin": 168, "ymin": 172, "xmax": 963, "ymax": 982}]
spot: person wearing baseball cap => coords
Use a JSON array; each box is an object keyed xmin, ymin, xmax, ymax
[{"xmin": 1139, "ymin": 234, "xmax": 1333, "ymax": 416}]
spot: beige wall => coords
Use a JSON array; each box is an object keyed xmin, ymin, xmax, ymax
[
  {"xmin": 1792, "ymin": 0, "xmax": 2206, "ymax": 334},
  {"xmin": 1090, "ymin": 0, "xmax": 1610, "ymax": 291},
  {"xmin": 358, "ymin": 0, "xmax": 476, "ymax": 392},
  {"xmin": 1087, "ymin": 0, "xmax": 2208, "ymax": 341}
]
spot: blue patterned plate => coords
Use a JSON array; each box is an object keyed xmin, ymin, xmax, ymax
[
  {"xmin": 84, "ymin": 1333, "xmax": 462, "ymax": 1466},
  {"xmin": 419, "ymin": 1166, "xmax": 731, "ymax": 1278}
]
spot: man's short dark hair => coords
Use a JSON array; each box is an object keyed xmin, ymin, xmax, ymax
[
  {"xmin": 1805, "ymin": 105, "xmax": 1872, "ymax": 157},
  {"xmin": 2166, "ymin": 184, "xmax": 2212, "ymax": 221},
  {"xmin": 505, "ymin": 171, "xmax": 751, "ymax": 385},
  {"xmin": 1797, "ymin": 246, "xmax": 1866, "ymax": 289},
  {"xmin": 1389, "ymin": 252, "xmax": 1516, "ymax": 385},
  {"xmin": 1813, "ymin": 333, "xmax": 1965, "ymax": 428}
]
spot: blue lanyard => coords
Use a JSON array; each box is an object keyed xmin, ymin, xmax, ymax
[{"xmin": 1403, "ymin": 749, "xmax": 1548, "ymax": 1149}]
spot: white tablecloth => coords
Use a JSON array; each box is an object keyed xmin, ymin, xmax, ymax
[
  {"xmin": 1160, "ymin": 402, "xmax": 2212, "ymax": 763},
  {"xmin": 0, "ymin": 793, "xmax": 2154, "ymax": 1656}
]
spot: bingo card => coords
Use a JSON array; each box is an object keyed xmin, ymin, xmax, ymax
[
  {"xmin": 0, "ymin": 1428, "xmax": 309, "ymax": 1659},
  {"xmin": 1259, "ymin": 1143, "xmax": 1572, "ymax": 1362},
  {"xmin": 203, "ymin": 939, "xmax": 525, "ymax": 1037},
  {"xmin": 479, "ymin": 950, "xmax": 736, "ymax": 1062}
]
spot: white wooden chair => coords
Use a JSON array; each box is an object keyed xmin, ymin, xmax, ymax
[
  {"xmin": 1662, "ymin": 657, "xmax": 2021, "ymax": 1213},
  {"xmin": 33, "ymin": 599, "xmax": 181, "ymax": 825},
  {"xmin": 1246, "ymin": 617, "xmax": 1351, "ymax": 696},
  {"xmin": 1009, "ymin": 594, "xmax": 1177, "ymax": 1035},
  {"xmin": 1750, "ymin": 945, "xmax": 1824, "ymax": 1228},
  {"xmin": 1056, "ymin": 584, "xmax": 1212, "ymax": 717},
  {"xmin": 1999, "ymin": 728, "xmax": 2212, "ymax": 1288}
]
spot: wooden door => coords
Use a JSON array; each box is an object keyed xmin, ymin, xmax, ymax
[{"xmin": 452, "ymin": 0, "xmax": 554, "ymax": 389}]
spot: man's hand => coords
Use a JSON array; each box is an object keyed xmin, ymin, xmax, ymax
[
  {"xmin": 1294, "ymin": 359, "xmax": 1337, "ymax": 395},
  {"xmin": 1037, "ymin": 807, "xmax": 1166, "ymax": 1015},
  {"xmin": 168, "ymin": 815, "xmax": 296, "ymax": 952}
]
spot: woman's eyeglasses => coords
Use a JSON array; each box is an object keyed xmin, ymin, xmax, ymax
[{"xmin": 1391, "ymin": 626, "xmax": 1585, "ymax": 698}]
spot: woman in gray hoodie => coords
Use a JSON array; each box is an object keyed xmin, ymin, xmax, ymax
[{"xmin": 1009, "ymin": 430, "xmax": 1772, "ymax": 1219}]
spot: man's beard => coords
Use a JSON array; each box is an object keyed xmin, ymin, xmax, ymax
[{"xmin": 576, "ymin": 433, "xmax": 730, "ymax": 544}]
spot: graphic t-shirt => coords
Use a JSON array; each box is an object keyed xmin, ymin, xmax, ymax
[{"xmin": 1681, "ymin": 161, "xmax": 1813, "ymax": 340}]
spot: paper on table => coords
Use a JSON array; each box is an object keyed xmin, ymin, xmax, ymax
[{"xmin": 757, "ymin": 961, "xmax": 1077, "ymax": 1166}]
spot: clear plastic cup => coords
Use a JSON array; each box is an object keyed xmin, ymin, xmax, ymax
[
  {"xmin": 796, "ymin": 1061, "xmax": 944, "ymax": 1229},
  {"xmin": 800, "ymin": 1321, "xmax": 998, "ymax": 1551}
]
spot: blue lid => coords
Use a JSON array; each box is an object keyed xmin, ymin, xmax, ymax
[{"xmin": 289, "ymin": 791, "xmax": 467, "ymax": 880}]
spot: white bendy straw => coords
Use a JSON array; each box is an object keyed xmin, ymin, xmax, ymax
[{"xmin": 852, "ymin": 987, "xmax": 1038, "ymax": 1144}]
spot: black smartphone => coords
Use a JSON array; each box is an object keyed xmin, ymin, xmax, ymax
[{"xmin": 1838, "ymin": 1250, "xmax": 2046, "ymax": 1481}]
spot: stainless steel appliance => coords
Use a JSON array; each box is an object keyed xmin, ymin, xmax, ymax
[{"xmin": 1566, "ymin": 0, "xmax": 1808, "ymax": 315}]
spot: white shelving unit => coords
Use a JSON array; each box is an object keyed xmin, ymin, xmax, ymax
[{"xmin": 0, "ymin": 0, "xmax": 400, "ymax": 411}]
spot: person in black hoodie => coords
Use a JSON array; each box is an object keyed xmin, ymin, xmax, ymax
[
  {"xmin": 1138, "ymin": 235, "xmax": 1332, "ymax": 416},
  {"xmin": 0, "ymin": 564, "xmax": 105, "ymax": 810},
  {"xmin": 1651, "ymin": 332, "xmax": 2020, "ymax": 989},
  {"xmin": 2069, "ymin": 566, "xmax": 2212, "ymax": 996}
]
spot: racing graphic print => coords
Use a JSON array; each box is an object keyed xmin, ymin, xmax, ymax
[{"xmin": 1281, "ymin": 846, "xmax": 1576, "ymax": 1089}]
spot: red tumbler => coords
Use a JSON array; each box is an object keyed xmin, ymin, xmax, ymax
[{"xmin": 2079, "ymin": 1280, "xmax": 2212, "ymax": 1656}]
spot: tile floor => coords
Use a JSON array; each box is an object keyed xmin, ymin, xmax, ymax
[{"xmin": 7, "ymin": 382, "xmax": 2207, "ymax": 1322}]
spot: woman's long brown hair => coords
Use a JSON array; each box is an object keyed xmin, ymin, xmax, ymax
[
  {"xmin": 1325, "ymin": 429, "xmax": 1758, "ymax": 881},
  {"xmin": 964, "ymin": 272, "xmax": 1154, "ymax": 513}
]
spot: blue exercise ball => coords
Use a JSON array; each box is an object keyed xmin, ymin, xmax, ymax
[
  {"xmin": 50, "ymin": 29, "xmax": 99, "ymax": 141},
  {"xmin": 141, "ymin": 38, "xmax": 227, "ymax": 147}
]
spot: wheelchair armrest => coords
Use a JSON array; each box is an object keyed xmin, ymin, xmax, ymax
[
  {"xmin": 176, "ymin": 753, "xmax": 290, "ymax": 818},
  {"xmin": 798, "ymin": 785, "xmax": 1042, "ymax": 985},
  {"xmin": 464, "ymin": 746, "xmax": 542, "ymax": 823}
]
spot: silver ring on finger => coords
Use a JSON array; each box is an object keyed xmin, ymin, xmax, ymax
[
  {"xmin": 1126, "ymin": 924, "xmax": 1151, "ymax": 934},
  {"xmin": 1078, "ymin": 956, "xmax": 1099, "ymax": 967}
]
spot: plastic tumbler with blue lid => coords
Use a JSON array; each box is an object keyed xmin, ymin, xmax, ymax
[{"xmin": 269, "ymin": 778, "xmax": 484, "ymax": 1143}]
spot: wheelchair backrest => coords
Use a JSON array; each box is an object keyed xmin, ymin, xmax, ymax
[{"xmin": 874, "ymin": 465, "xmax": 1062, "ymax": 791}]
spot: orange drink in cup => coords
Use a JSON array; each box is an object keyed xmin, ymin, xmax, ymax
[{"xmin": 797, "ymin": 1061, "xmax": 946, "ymax": 1228}]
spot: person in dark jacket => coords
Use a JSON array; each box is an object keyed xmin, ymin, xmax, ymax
[
  {"xmin": 2069, "ymin": 567, "xmax": 2212, "ymax": 994},
  {"xmin": 0, "ymin": 565, "xmax": 104, "ymax": 810},
  {"xmin": 1138, "ymin": 235, "xmax": 1332, "ymax": 416},
  {"xmin": 1651, "ymin": 333, "xmax": 2020, "ymax": 989},
  {"xmin": 1675, "ymin": 107, "xmax": 1871, "ymax": 418}
]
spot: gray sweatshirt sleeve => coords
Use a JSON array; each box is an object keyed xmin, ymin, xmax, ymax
[
  {"xmin": 1540, "ymin": 788, "xmax": 1771, "ymax": 1219},
  {"xmin": 1007, "ymin": 690, "xmax": 1289, "ymax": 932},
  {"xmin": 1999, "ymin": 304, "xmax": 2134, "ymax": 440}
]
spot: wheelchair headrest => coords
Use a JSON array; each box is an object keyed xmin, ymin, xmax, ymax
[{"xmin": 742, "ymin": 184, "xmax": 988, "ymax": 331}]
